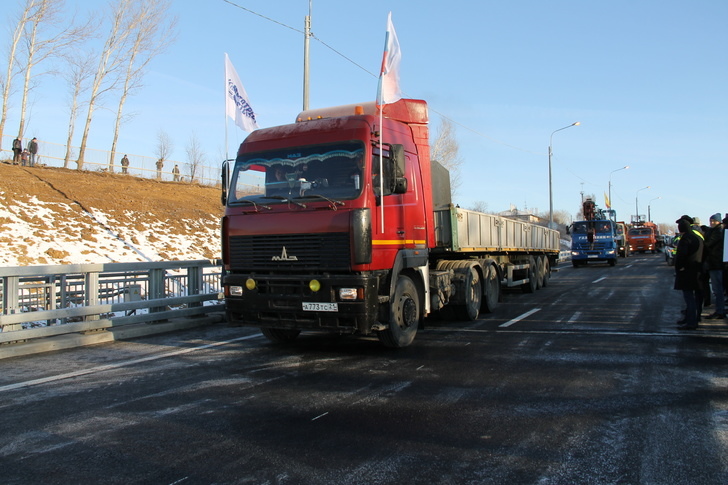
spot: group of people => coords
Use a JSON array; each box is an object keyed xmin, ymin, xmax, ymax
[
  {"xmin": 673, "ymin": 212, "xmax": 726, "ymax": 329},
  {"xmin": 120, "ymin": 155, "xmax": 180, "ymax": 181},
  {"xmin": 11, "ymin": 136, "xmax": 38, "ymax": 167}
]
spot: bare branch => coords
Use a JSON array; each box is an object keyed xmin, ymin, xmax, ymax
[{"xmin": 430, "ymin": 117, "xmax": 463, "ymax": 199}]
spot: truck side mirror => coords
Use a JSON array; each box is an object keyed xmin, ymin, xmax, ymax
[
  {"xmin": 221, "ymin": 160, "xmax": 229, "ymax": 205},
  {"xmin": 390, "ymin": 144, "xmax": 405, "ymax": 178},
  {"xmin": 565, "ymin": 225, "xmax": 571, "ymax": 235},
  {"xmin": 390, "ymin": 144, "xmax": 407, "ymax": 194}
]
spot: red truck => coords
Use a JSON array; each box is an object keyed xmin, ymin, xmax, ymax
[{"xmin": 221, "ymin": 99, "xmax": 560, "ymax": 347}]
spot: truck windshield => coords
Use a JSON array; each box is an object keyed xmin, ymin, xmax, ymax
[
  {"xmin": 629, "ymin": 228, "xmax": 652, "ymax": 236},
  {"xmin": 228, "ymin": 142, "xmax": 365, "ymax": 205},
  {"xmin": 572, "ymin": 221, "xmax": 613, "ymax": 234}
]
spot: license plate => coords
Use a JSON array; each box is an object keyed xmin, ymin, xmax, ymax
[
  {"xmin": 588, "ymin": 255, "xmax": 598, "ymax": 258},
  {"xmin": 302, "ymin": 302, "xmax": 338, "ymax": 312}
]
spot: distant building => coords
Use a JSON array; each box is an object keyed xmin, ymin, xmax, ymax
[{"xmin": 497, "ymin": 205, "xmax": 546, "ymax": 225}]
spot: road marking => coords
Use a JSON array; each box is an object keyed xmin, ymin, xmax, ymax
[
  {"xmin": 0, "ymin": 333, "xmax": 263, "ymax": 393},
  {"xmin": 499, "ymin": 308, "xmax": 541, "ymax": 328},
  {"xmin": 593, "ymin": 276, "xmax": 607, "ymax": 283},
  {"xmin": 311, "ymin": 412, "xmax": 329, "ymax": 421},
  {"xmin": 568, "ymin": 312, "xmax": 582, "ymax": 323}
]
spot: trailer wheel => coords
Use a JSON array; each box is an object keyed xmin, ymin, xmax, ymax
[
  {"xmin": 378, "ymin": 275, "xmax": 419, "ymax": 348},
  {"xmin": 542, "ymin": 257, "xmax": 551, "ymax": 287},
  {"xmin": 482, "ymin": 264, "xmax": 500, "ymax": 313},
  {"xmin": 535, "ymin": 257, "xmax": 545, "ymax": 289},
  {"xmin": 261, "ymin": 327, "xmax": 301, "ymax": 343},
  {"xmin": 521, "ymin": 258, "xmax": 537, "ymax": 293},
  {"xmin": 455, "ymin": 265, "xmax": 482, "ymax": 321}
]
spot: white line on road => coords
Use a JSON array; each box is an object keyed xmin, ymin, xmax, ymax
[
  {"xmin": 568, "ymin": 312, "xmax": 582, "ymax": 324},
  {"xmin": 593, "ymin": 276, "xmax": 608, "ymax": 283},
  {"xmin": 0, "ymin": 333, "xmax": 263, "ymax": 393},
  {"xmin": 499, "ymin": 308, "xmax": 541, "ymax": 328}
]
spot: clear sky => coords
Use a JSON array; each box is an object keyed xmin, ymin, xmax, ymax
[{"xmin": 9, "ymin": 0, "xmax": 728, "ymax": 229}]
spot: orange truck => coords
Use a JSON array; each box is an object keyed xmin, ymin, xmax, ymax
[{"xmin": 627, "ymin": 222, "xmax": 660, "ymax": 253}]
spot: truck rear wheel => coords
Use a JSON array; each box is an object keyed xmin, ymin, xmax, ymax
[
  {"xmin": 535, "ymin": 257, "xmax": 545, "ymax": 289},
  {"xmin": 378, "ymin": 275, "xmax": 419, "ymax": 348},
  {"xmin": 482, "ymin": 264, "xmax": 500, "ymax": 313},
  {"xmin": 521, "ymin": 257, "xmax": 537, "ymax": 293},
  {"xmin": 455, "ymin": 265, "xmax": 482, "ymax": 321},
  {"xmin": 541, "ymin": 257, "xmax": 551, "ymax": 287},
  {"xmin": 261, "ymin": 327, "xmax": 301, "ymax": 343}
]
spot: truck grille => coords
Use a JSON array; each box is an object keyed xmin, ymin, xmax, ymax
[
  {"xmin": 229, "ymin": 233, "xmax": 350, "ymax": 271},
  {"xmin": 573, "ymin": 241, "xmax": 611, "ymax": 250}
]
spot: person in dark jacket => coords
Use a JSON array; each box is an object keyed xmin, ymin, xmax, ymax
[
  {"xmin": 704, "ymin": 213, "xmax": 725, "ymax": 319},
  {"xmin": 674, "ymin": 215, "xmax": 704, "ymax": 329},
  {"xmin": 27, "ymin": 137, "xmax": 38, "ymax": 167},
  {"xmin": 12, "ymin": 137, "xmax": 22, "ymax": 164}
]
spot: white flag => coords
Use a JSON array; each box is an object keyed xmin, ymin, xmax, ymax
[
  {"xmin": 225, "ymin": 53, "xmax": 259, "ymax": 132},
  {"xmin": 376, "ymin": 12, "xmax": 402, "ymax": 107}
]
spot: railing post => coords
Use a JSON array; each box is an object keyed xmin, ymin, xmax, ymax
[
  {"xmin": 148, "ymin": 268, "xmax": 166, "ymax": 315},
  {"xmin": 84, "ymin": 272, "xmax": 99, "ymax": 321},
  {"xmin": 187, "ymin": 266, "xmax": 203, "ymax": 308},
  {"xmin": 2, "ymin": 276, "xmax": 22, "ymax": 332}
]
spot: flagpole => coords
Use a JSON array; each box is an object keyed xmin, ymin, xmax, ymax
[
  {"xmin": 224, "ymin": 53, "xmax": 229, "ymax": 164},
  {"xmin": 379, "ymin": 108, "xmax": 384, "ymax": 233}
]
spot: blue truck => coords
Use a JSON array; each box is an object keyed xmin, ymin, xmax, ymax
[{"xmin": 568, "ymin": 198, "xmax": 619, "ymax": 267}]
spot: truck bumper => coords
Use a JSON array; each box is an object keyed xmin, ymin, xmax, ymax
[
  {"xmin": 571, "ymin": 251, "xmax": 617, "ymax": 262},
  {"xmin": 223, "ymin": 273, "xmax": 380, "ymax": 335}
]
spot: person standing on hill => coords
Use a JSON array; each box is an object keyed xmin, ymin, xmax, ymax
[
  {"xmin": 156, "ymin": 158, "xmax": 164, "ymax": 180},
  {"xmin": 172, "ymin": 164, "xmax": 180, "ymax": 182},
  {"xmin": 12, "ymin": 137, "xmax": 22, "ymax": 165},
  {"xmin": 27, "ymin": 137, "xmax": 38, "ymax": 167},
  {"xmin": 120, "ymin": 154, "xmax": 130, "ymax": 174}
]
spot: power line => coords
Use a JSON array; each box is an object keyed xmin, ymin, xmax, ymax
[{"xmin": 221, "ymin": 0, "xmax": 537, "ymax": 155}]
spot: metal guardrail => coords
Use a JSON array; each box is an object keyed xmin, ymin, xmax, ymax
[{"xmin": 0, "ymin": 260, "xmax": 224, "ymax": 345}]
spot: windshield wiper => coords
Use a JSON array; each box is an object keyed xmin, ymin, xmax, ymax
[
  {"xmin": 262, "ymin": 195, "xmax": 307, "ymax": 208},
  {"xmin": 295, "ymin": 194, "xmax": 344, "ymax": 210},
  {"xmin": 232, "ymin": 199, "xmax": 271, "ymax": 211}
]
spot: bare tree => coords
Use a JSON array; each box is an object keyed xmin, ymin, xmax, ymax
[
  {"xmin": 61, "ymin": 52, "xmax": 94, "ymax": 168},
  {"xmin": 468, "ymin": 201, "xmax": 490, "ymax": 213},
  {"xmin": 0, "ymin": 0, "xmax": 36, "ymax": 150},
  {"xmin": 185, "ymin": 133, "xmax": 204, "ymax": 183},
  {"xmin": 108, "ymin": 0, "xmax": 177, "ymax": 171},
  {"xmin": 430, "ymin": 117, "xmax": 463, "ymax": 198},
  {"xmin": 76, "ymin": 0, "xmax": 136, "ymax": 170},
  {"xmin": 155, "ymin": 129, "xmax": 173, "ymax": 162},
  {"xmin": 14, "ymin": 0, "xmax": 90, "ymax": 145}
]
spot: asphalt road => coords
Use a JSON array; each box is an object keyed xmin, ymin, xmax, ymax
[{"xmin": 1, "ymin": 253, "xmax": 727, "ymax": 484}]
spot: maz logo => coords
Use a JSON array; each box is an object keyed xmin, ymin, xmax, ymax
[{"xmin": 272, "ymin": 247, "xmax": 298, "ymax": 261}]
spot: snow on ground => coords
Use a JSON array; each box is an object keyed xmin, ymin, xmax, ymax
[{"xmin": 0, "ymin": 192, "xmax": 219, "ymax": 267}]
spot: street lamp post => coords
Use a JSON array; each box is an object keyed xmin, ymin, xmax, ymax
[
  {"xmin": 608, "ymin": 165, "xmax": 629, "ymax": 220},
  {"xmin": 635, "ymin": 186, "xmax": 650, "ymax": 223},
  {"xmin": 548, "ymin": 122, "xmax": 580, "ymax": 229},
  {"xmin": 648, "ymin": 196, "xmax": 661, "ymax": 222}
]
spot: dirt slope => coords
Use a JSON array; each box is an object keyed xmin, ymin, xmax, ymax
[{"xmin": 0, "ymin": 162, "xmax": 224, "ymax": 266}]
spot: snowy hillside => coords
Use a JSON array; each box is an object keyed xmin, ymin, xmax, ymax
[{"xmin": 0, "ymin": 163, "xmax": 221, "ymax": 266}]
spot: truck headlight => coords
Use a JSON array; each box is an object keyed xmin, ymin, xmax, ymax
[
  {"xmin": 339, "ymin": 288, "xmax": 363, "ymax": 300},
  {"xmin": 229, "ymin": 285, "xmax": 243, "ymax": 296},
  {"xmin": 571, "ymin": 251, "xmax": 579, "ymax": 256}
]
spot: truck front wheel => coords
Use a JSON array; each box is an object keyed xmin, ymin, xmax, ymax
[{"xmin": 378, "ymin": 275, "xmax": 420, "ymax": 348}]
